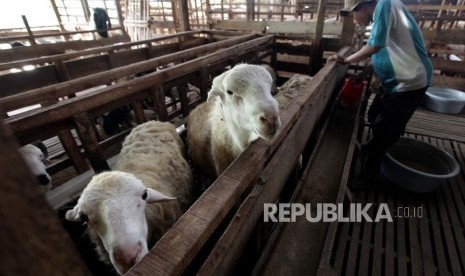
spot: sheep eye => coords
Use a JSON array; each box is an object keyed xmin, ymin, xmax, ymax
[
  {"xmin": 142, "ymin": 190, "xmax": 148, "ymax": 200},
  {"xmin": 226, "ymin": 90, "xmax": 233, "ymax": 95},
  {"xmin": 80, "ymin": 213, "xmax": 89, "ymax": 222}
]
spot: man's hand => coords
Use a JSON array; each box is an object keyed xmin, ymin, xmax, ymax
[{"xmin": 328, "ymin": 54, "xmax": 347, "ymax": 64}]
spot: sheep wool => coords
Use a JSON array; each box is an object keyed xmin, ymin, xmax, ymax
[
  {"xmin": 66, "ymin": 121, "xmax": 193, "ymax": 274},
  {"xmin": 187, "ymin": 64, "xmax": 281, "ymax": 178}
]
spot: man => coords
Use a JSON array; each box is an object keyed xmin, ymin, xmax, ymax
[{"xmin": 331, "ymin": 0, "xmax": 433, "ymax": 189}]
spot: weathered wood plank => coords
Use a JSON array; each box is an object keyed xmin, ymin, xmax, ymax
[
  {"xmin": 5, "ymin": 35, "xmax": 274, "ymax": 135},
  {"xmin": 0, "ymin": 34, "xmax": 257, "ymax": 112},
  {"xmin": 199, "ymin": 62, "xmax": 349, "ymax": 275},
  {"xmin": 0, "ymin": 120, "xmax": 91, "ymax": 276},
  {"xmin": 127, "ymin": 46, "xmax": 351, "ymax": 276},
  {"xmin": 0, "ymin": 34, "xmax": 131, "ymax": 63},
  {"xmin": 0, "ymin": 31, "xmax": 202, "ymax": 69}
]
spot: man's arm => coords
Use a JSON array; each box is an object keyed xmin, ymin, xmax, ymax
[{"xmin": 329, "ymin": 45, "xmax": 381, "ymax": 64}]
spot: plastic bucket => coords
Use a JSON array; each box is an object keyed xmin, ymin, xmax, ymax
[{"xmin": 341, "ymin": 78, "xmax": 365, "ymax": 106}]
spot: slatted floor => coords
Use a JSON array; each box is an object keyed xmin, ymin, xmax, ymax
[{"xmin": 329, "ymin": 107, "xmax": 465, "ymax": 275}]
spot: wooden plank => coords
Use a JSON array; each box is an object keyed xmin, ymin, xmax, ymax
[
  {"xmin": 340, "ymin": 15, "xmax": 355, "ymax": 47},
  {"xmin": 127, "ymin": 47, "xmax": 351, "ymax": 276},
  {"xmin": 0, "ymin": 35, "xmax": 131, "ymax": 63},
  {"xmin": 57, "ymin": 129, "xmax": 89, "ymax": 174},
  {"xmin": 451, "ymin": 140, "xmax": 465, "ymax": 225},
  {"xmin": 408, "ymin": 211, "xmax": 424, "ymax": 275},
  {"xmin": 384, "ymin": 189, "xmax": 396, "ymax": 276},
  {"xmin": 406, "ymin": 4, "xmax": 465, "ymax": 11},
  {"xmin": 198, "ymin": 61, "xmax": 350, "ymax": 275},
  {"xmin": 46, "ymin": 155, "xmax": 119, "ymax": 209},
  {"xmin": 422, "ymin": 29, "xmax": 465, "ymax": 45},
  {"xmin": 424, "ymin": 163, "xmax": 450, "ymax": 275},
  {"xmin": 0, "ymin": 34, "xmax": 257, "ymax": 113},
  {"xmin": 0, "ymin": 65, "xmax": 60, "ymax": 98},
  {"xmin": 431, "ymin": 75, "xmax": 465, "ymax": 91},
  {"xmin": 393, "ymin": 174, "xmax": 409, "ymax": 276},
  {"xmin": 311, "ymin": 0, "xmax": 326, "ymax": 75},
  {"xmin": 5, "ymin": 35, "xmax": 274, "ymax": 135},
  {"xmin": 73, "ymin": 112, "xmax": 109, "ymax": 172},
  {"xmin": 66, "ymin": 55, "xmax": 111, "ymax": 79},
  {"xmin": 267, "ymin": 21, "xmax": 316, "ymax": 34},
  {"xmin": 0, "ymin": 120, "xmax": 91, "ymax": 276},
  {"xmin": 431, "ymin": 138, "xmax": 464, "ymax": 275},
  {"xmin": 357, "ymin": 189, "xmax": 377, "ymax": 275},
  {"xmin": 371, "ymin": 185, "xmax": 385, "ymax": 276},
  {"xmin": 344, "ymin": 191, "xmax": 367, "ymax": 276},
  {"xmin": 152, "ymin": 87, "xmax": 169, "ymax": 122},
  {"xmin": 0, "ymin": 30, "xmax": 202, "ymax": 71},
  {"xmin": 211, "ymin": 20, "xmax": 266, "ymax": 33},
  {"xmin": 431, "ymin": 58, "xmax": 465, "ymax": 74}
]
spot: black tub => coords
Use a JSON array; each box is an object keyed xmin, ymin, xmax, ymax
[{"xmin": 381, "ymin": 137, "xmax": 460, "ymax": 193}]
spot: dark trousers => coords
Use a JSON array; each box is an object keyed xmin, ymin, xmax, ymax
[{"xmin": 362, "ymin": 86, "xmax": 428, "ymax": 177}]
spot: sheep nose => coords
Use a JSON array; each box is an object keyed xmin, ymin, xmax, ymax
[
  {"xmin": 258, "ymin": 114, "xmax": 279, "ymax": 133},
  {"xmin": 113, "ymin": 243, "xmax": 142, "ymax": 273},
  {"xmin": 37, "ymin": 174, "xmax": 51, "ymax": 186}
]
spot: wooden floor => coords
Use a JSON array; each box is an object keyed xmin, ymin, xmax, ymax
[{"xmin": 329, "ymin": 107, "xmax": 465, "ymax": 276}]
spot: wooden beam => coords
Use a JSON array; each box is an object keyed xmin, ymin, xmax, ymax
[
  {"xmin": 311, "ymin": 0, "xmax": 327, "ymax": 75},
  {"xmin": 197, "ymin": 50, "xmax": 350, "ymax": 275},
  {"xmin": 4, "ymin": 36, "xmax": 274, "ymax": 134},
  {"xmin": 406, "ymin": 4, "xmax": 465, "ymax": 11},
  {"xmin": 125, "ymin": 46, "xmax": 351, "ymax": 276},
  {"xmin": 0, "ymin": 34, "xmax": 256, "ymax": 112},
  {"xmin": 431, "ymin": 58, "xmax": 465, "ymax": 74},
  {"xmin": 340, "ymin": 14, "xmax": 355, "ymax": 47},
  {"xmin": 422, "ymin": 29, "xmax": 465, "ymax": 45},
  {"xmin": 172, "ymin": 0, "xmax": 191, "ymax": 32},
  {"xmin": 432, "ymin": 75, "xmax": 465, "ymax": 91},
  {"xmin": 0, "ymin": 120, "xmax": 90, "ymax": 276},
  {"xmin": 0, "ymin": 30, "xmax": 200, "ymax": 70}
]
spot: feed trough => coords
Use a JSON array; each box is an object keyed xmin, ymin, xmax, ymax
[
  {"xmin": 424, "ymin": 87, "xmax": 465, "ymax": 114},
  {"xmin": 381, "ymin": 137, "xmax": 460, "ymax": 193}
]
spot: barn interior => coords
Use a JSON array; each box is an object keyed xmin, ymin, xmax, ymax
[{"xmin": 1, "ymin": 0, "xmax": 465, "ymax": 275}]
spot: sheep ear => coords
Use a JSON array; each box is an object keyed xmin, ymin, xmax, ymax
[
  {"xmin": 145, "ymin": 188, "xmax": 176, "ymax": 204},
  {"xmin": 207, "ymin": 70, "xmax": 229, "ymax": 101},
  {"xmin": 65, "ymin": 206, "xmax": 81, "ymax": 222},
  {"xmin": 31, "ymin": 140, "xmax": 48, "ymax": 158},
  {"xmin": 207, "ymin": 87, "xmax": 223, "ymax": 102}
]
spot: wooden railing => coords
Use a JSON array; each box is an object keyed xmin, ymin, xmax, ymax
[{"xmin": 3, "ymin": 34, "xmax": 274, "ymax": 177}]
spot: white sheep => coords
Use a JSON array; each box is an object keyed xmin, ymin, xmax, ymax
[
  {"xmin": 19, "ymin": 141, "xmax": 51, "ymax": 192},
  {"xmin": 65, "ymin": 121, "xmax": 193, "ymax": 274},
  {"xmin": 187, "ymin": 64, "xmax": 281, "ymax": 178}
]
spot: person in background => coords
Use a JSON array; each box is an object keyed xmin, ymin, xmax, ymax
[
  {"xmin": 330, "ymin": 0, "xmax": 433, "ymax": 190},
  {"xmin": 93, "ymin": 8, "xmax": 112, "ymax": 38}
]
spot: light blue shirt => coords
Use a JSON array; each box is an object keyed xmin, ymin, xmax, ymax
[{"xmin": 368, "ymin": 0, "xmax": 433, "ymax": 93}]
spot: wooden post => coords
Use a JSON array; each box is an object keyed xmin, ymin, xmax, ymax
[
  {"xmin": 131, "ymin": 101, "xmax": 147, "ymax": 124},
  {"xmin": 58, "ymin": 129, "xmax": 90, "ymax": 174},
  {"xmin": 199, "ymin": 67, "xmax": 209, "ymax": 101},
  {"xmin": 115, "ymin": 0, "xmax": 128, "ymax": 36},
  {"xmin": 21, "ymin": 15, "xmax": 36, "ymax": 46},
  {"xmin": 172, "ymin": 0, "xmax": 191, "ymax": 32},
  {"xmin": 73, "ymin": 112, "xmax": 110, "ymax": 172},
  {"xmin": 151, "ymin": 86, "xmax": 169, "ymax": 122},
  {"xmin": 49, "ymin": 0, "xmax": 67, "ymax": 37},
  {"xmin": 0, "ymin": 120, "xmax": 91, "ymax": 276},
  {"xmin": 310, "ymin": 0, "xmax": 327, "ymax": 75},
  {"xmin": 80, "ymin": 0, "xmax": 91, "ymax": 22},
  {"xmin": 205, "ymin": 0, "xmax": 213, "ymax": 28},
  {"xmin": 340, "ymin": 14, "xmax": 355, "ymax": 47}
]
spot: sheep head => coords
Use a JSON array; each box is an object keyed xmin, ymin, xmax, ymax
[
  {"xmin": 19, "ymin": 142, "xmax": 51, "ymax": 192},
  {"xmin": 65, "ymin": 171, "xmax": 176, "ymax": 274},
  {"xmin": 208, "ymin": 64, "xmax": 281, "ymax": 145}
]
